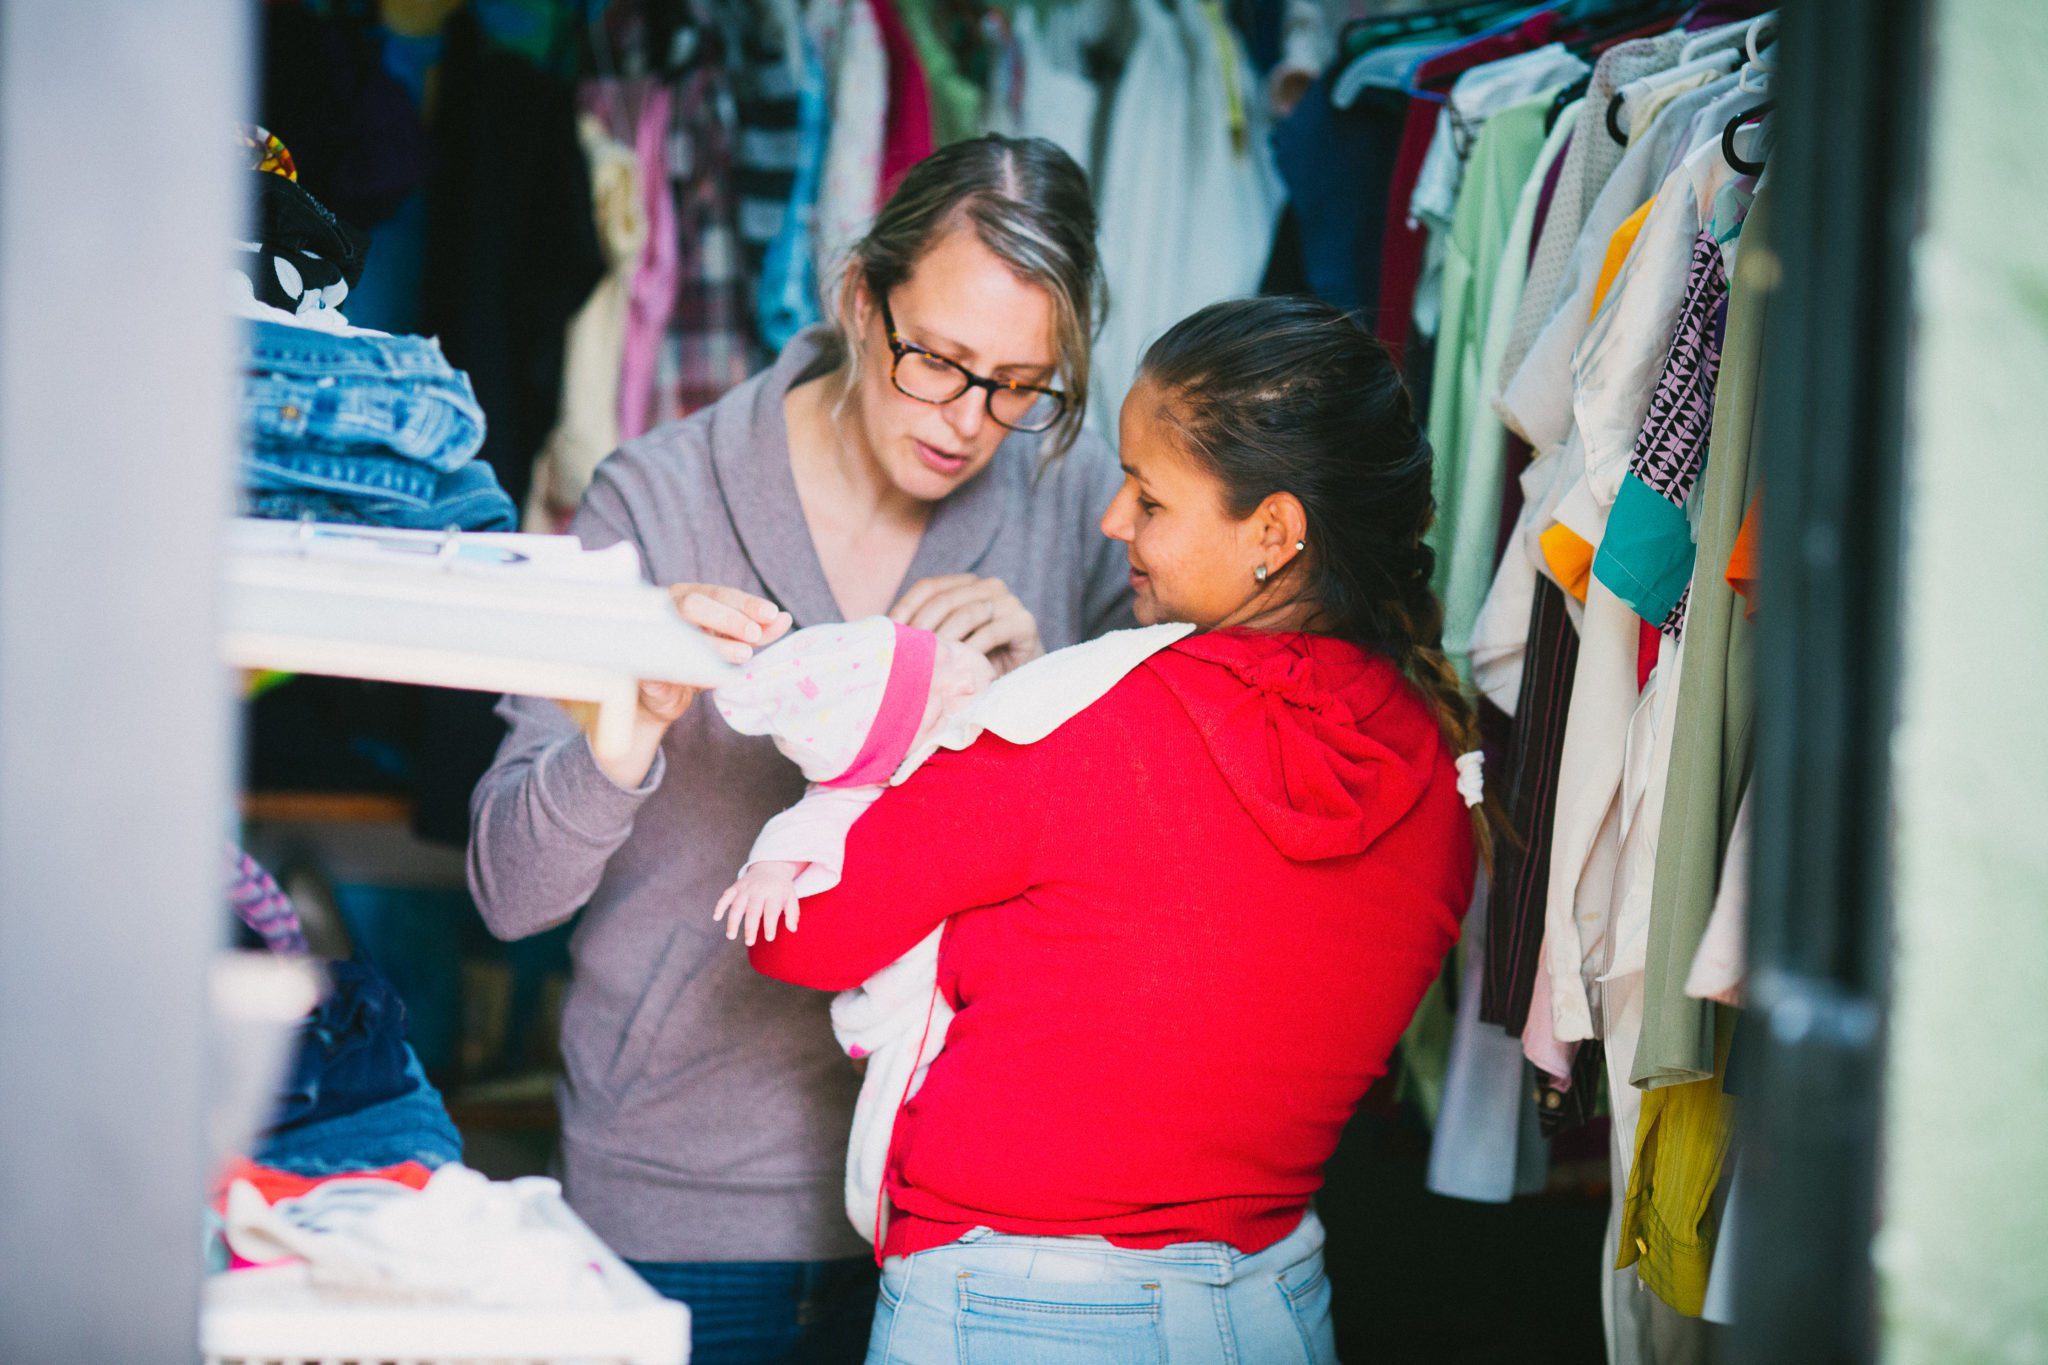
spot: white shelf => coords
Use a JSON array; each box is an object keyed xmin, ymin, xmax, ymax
[
  {"xmin": 223, "ymin": 520, "xmax": 735, "ymax": 761},
  {"xmin": 201, "ymin": 1182, "xmax": 689, "ymax": 1365}
]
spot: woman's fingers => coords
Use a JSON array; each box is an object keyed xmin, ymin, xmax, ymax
[
  {"xmin": 907, "ymin": 579, "xmax": 1008, "ymax": 639},
  {"xmin": 962, "ymin": 602, "xmax": 1031, "ymax": 655},
  {"xmin": 669, "ymin": 584, "xmax": 793, "ymax": 660},
  {"xmin": 888, "ymin": 574, "xmax": 980, "ymax": 626},
  {"xmin": 639, "ymin": 680, "xmax": 698, "ymax": 723}
]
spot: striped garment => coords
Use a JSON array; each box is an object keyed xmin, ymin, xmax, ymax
[
  {"xmin": 653, "ymin": 59, "xmax": 761, "ymax": 423},
  {"xmin": 227, "ymin": 843, "xmax": 309, "ymax": 956}
]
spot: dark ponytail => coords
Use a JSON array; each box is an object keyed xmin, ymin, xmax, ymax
[{"xmin": 1138, "ymin": 296, "xmax": 1502, "ymax": 866}]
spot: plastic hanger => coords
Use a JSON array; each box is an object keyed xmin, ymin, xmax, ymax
[
  {"xmin": 1546, "ymin": 71, "xmax": 1593, "ymax": 134},
  {"xmin": 1722, "ymin": 101, "xmax": 1773, "ymax": 175},
  {"xmin": 1679, "ymin": 8, "xmax": 1775, "ymax": 65},
  {"xmin": 1603, "ymin": 44, "xmax": 1742, "ymax": 145}
]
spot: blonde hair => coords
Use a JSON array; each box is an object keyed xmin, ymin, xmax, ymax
[{"xmin": 823, "ymin": 135, "xmax": 1103, "ymax": 458}]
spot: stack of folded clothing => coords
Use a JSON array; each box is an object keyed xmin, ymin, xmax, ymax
[
  {"xmin": 255, "ymin": 957, "xmax": 464, "ymax": 1177},
  {"xmin": 234, "ymin": 124, "xmax": 516, "ymax": 532}
]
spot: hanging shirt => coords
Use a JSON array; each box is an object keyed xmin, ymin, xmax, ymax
[
  {"xmin": 1633, "ymin": 183, "xmax": 1777, "ymax": 1091},
  {"xmin": 1593, "ymin": 224, "xmax": 1737, "ymax": 636},
  {"xmin": 1377, "ymin": 10, "xmax": 1564, "ymax": 369},
  {"xmin": 1425, "ymin": 88, "xmax": 1578, "ymax": 680},
  {"xmin": 1533, "ymin": 122, "xmax": 1761, "ymax": 1051},
  {"xmin": 1091, "ymin": 0, "xmax": 1281, "ymax": 439},
  {"xmin": 525, "ymin": 107, "xmax": 644, "ymax": 532},
  {"xmin": 1007, "ymin": 0, "xmax": 1108, "ymax": 170},
  {"xmin": 618, "ymin": 82, "xmax": 679, "ymax": 444},
  {"xmin": 1407, "ymin": 43, "xmax": 1589, "ymax": 340},
  {"xmin": 753, "ymin": 35, "xmax": 830, "ymax": 351},
  {"xmin": 872, "ymin": 0, "xmax": 937, "ymax": 195},
  {"xmin": 812, "ymin": 0, "xmax": 889, "ymax": 282},
  {"xmin": 1498, "ymin": 31, "xmax": 1691, "ymax": 390},
  {"xmin": 1467, "ymin": 70, "xmax": 1744, "ymax": 707}
]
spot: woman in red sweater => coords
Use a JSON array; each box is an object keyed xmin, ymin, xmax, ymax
[{"xmin": 752, "ymin": 296, "xmax": 1487, "ymax": 1363}]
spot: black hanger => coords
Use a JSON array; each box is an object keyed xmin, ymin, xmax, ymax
[
  {"xmin": 1546, "ymin": 72, "xmax": 1593, "ymax": 135},
  {"xmin": 1606, "ymin": 91, "xmax": 1630, "ymax": 145},
  {"xmin": 1722, "ymin": 100, "xmax": 1774, "ymax": 174}
]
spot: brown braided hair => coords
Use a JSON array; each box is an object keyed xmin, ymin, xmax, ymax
[{"xmin": 1138, "ymin": 295, "xmax": 1505, "ymax": 867}]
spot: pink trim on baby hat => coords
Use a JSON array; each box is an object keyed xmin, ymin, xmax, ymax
[{"xmin": 823, "ymin": 623, "xmax": 937, "ymax": 788}]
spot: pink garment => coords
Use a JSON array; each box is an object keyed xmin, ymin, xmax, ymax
[
  {"xmin": 746, "ymin": 785, "xmax": 887, "ymax": 891},
  {"xmin": 713, "ymin": 619, "xmax": 937, "ymax": 785},
  {"xmin": 871, "ymin": 0, "xmax": 936, "ymax": 197},
  {"xmin": 619, "ymin": 82, "xmax": 677, "ymax": 440}
]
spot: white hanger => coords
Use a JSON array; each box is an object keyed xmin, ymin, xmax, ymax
[{"xmin": 1679, "ymin": 9, "xmax": 1776, "ymax": 65}]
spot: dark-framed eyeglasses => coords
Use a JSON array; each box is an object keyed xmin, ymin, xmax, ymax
[{"xmin": 878, "ymin": 297, "xmax": 1066, "ymax": 434}]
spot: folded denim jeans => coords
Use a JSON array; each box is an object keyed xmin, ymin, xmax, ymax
[
  {"xmin": 244, "ymin": 458, "xmax": 517, "ymax": 533},
  {"xmin": 244, "ymin": 442, "xmax": 446, "ymax": 508},
  {"xmin": 243, "ymin": 319, "xmax": 486, "ymax": 473}
]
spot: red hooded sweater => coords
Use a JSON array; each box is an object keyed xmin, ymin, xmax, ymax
[{"xmin": 751, "ymin": 629, "xmax": 1475, "ymax": 1261}]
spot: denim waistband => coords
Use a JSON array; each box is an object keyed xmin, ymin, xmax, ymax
[
  {"xmin": 890, "ymin": 1209, "xmax": 1327, "ymax": 1289},
  {"xmin": 245, "ymin": 318, "xmax": 466, "ymax": 383}
]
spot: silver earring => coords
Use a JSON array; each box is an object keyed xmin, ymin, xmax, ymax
[{"xmin": 1254, "ymin": 563, "xmax": 1269, "ymax": 583}]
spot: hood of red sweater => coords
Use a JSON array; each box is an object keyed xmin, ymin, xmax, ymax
[{"xmin": 1148, "ymin": 629, "xmax": 1445, "ymax": 862}]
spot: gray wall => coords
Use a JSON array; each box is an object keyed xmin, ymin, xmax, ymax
[
  {"xmin": 1880, "ymin": 2, "xmax": 2048, "ymax": 1361},
  {"xmin": 0, "ymin": 2, "xmax": 244, "ymax": 1358}
]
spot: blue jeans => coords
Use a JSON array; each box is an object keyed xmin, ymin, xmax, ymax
[
  {"xmin": 626, "ymin": 1256, "xmax": 878, "ymax": 1365},
  {"xmin": 244, "ymin": 458, "xmax": 517, "ymax": 532},
  {"xmin": 243, "ymin": 319, "xmax": 485, "ymax": 473},
  {"xmin": 866, "ymin": 1211, "xmax": 1337, "ymax": 1365},
  {"xmin": 246, "ymin": 445, "xmax": 445, "ymax": 508}
]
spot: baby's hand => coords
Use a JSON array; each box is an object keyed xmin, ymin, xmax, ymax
[{"xmin": 713, "ymin": 862, "xmax": 802, "ymax": 946}]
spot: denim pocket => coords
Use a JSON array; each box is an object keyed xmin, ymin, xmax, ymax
[
  {"xmin": 955, "ymin": 1271, "xmax": 1164, "ymax": 1365},
  {"xmin": 1276, "ymin": 1254, "xmax": 1338, "ymax": 1365}
]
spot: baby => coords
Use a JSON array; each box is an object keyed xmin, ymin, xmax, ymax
[{"xmin": 711, "ymin": 617, "xmax": 996, "ymax": 946}]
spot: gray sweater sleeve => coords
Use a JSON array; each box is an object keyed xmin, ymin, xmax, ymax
[{"xmin": 465, "ymin": 456, "xmax": 686, "ymax": 943}]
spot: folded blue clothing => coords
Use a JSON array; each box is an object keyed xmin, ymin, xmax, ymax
[
  {"xmin": 243, "ymin": 318, "xmax": 485, "ymax": 474},
  {"xmin": 243, "ymin": 458, "xmax": 517, "ymax": 533},
  {"xmin": 271, "ymin": 958, "xmax": 418, "ymax": 1134},
  {"xmin": 255, "ymin": 1047, "xmax": 463, "ymax": 1176},
  {"xmin": 244, "ymin": 443, "xmax": 445, "ymax": 509}
]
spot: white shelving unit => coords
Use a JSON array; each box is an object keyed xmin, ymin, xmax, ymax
[
  {"xmin": 201, "ymin": 1181, "xmax": 689, "ymax": 1365},
  {"xmin": 221, "ymin": 519, "xmax": 736, "ymax": 762}
]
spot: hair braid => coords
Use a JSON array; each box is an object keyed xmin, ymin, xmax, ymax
[{"xmin": 1388, "ymin": 541, "xmax": 1502, "ymax": 869}]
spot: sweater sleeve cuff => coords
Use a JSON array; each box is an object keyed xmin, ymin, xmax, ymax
[{"xmin": 533, "ymin": 733, "xmax": 667, "ymax": 845}]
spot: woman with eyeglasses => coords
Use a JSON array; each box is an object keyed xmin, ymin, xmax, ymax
[{"xmin": 468, "ymin": 136, "xmax": 1131, "ymax": 1365}]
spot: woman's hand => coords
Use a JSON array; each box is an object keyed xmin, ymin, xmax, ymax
[
  {"xmin": 592, "ymin": 584, "xmax": 792, "ymax": 789},
  {"xmin": 889, "ymin": 574, "xmax": 1043, "ymax": 674}
]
